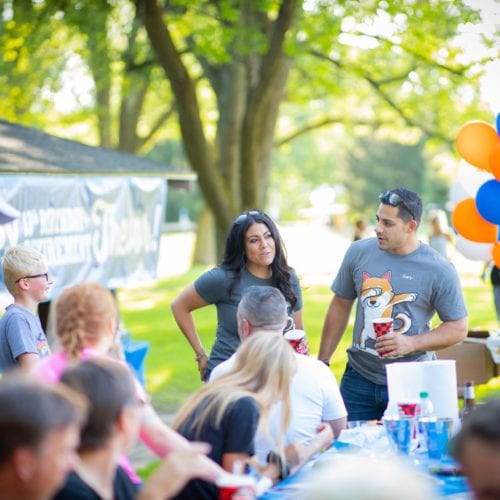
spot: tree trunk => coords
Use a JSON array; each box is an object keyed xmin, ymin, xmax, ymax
[
  {"xmin": 140, "ymin": 0, "xmax": 302, "ymax": 249},
  {"xmin": 119, "ymin": 75, "xmax": 150, "ymax": 153},
  {"xmin": 192, "ymin": 207, "xmax": 217, "ymax": 266},
  {"xmin": 80, "ymin": 6, "xmax": 113, "ymax": 148}
]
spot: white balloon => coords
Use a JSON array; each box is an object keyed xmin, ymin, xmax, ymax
[
  {"xmin": 457, "ymin": 159, "xmax": 492, "ymax": 197},
  {"xmin": 455, "ymin": 235, "xmax": 493, "ymax": 261},
  {"xmin": 449, "ymin": 180, "xmax": 469, "ymax": 205}
]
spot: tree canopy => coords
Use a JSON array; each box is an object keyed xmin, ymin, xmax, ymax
[{"xmin": 1, "ymin": 0, "xmax": 496, "ymax": 254}]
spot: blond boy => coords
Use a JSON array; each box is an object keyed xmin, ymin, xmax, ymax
[{"xmin": 0, "ymin": 245, "xmax": 53, "ymax": 372}]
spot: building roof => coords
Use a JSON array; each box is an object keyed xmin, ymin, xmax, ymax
[{"xmin": 0, "ymin": 119, "xmax": 194, "ymax": 181}]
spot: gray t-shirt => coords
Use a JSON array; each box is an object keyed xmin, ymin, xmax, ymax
[
  {"xmin": 332, "ymin": 237, "xmax": 467, "ymax": 385},
  {"xmin": 0, "ymin": 303, "xmax": 51, "ymax": 372},
  {"xmin": 195, "ymin": 266, "xmax": 302, "ymax": 371}
]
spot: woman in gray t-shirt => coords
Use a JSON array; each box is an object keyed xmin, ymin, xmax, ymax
[{"xmin": 171, "ymin": 210, "xmax": 303, "ymax": 381}]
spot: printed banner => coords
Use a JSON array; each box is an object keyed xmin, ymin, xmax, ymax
[{"xmin": 0, "ymin": 175, "xmax": 166, "ymax": 303}]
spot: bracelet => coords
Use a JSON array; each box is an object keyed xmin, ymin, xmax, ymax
[
  {"xmin": 319, "ymin": 359, "xmax": 330, "ymax": 367},
  {"xmin": 266, "ymin": 451, "xmax": 290, "ymax": 480},
  {"xmin": 194, "ymin": 350, "xmax": 207, "ymax": 362}
]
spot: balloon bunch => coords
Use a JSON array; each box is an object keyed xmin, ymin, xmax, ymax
[{"xmin": 452, "ymin": 114, "xmax": 500, "ymax": 266}]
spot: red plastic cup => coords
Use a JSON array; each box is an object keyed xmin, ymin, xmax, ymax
[
  {"xmin": 397, "ymin": 401, "xmax": 418, "ymax": 416},
  {"xmin": 372, "ymin": 317, "xmax": 393, "ymax": 357},
  {"xmin": 217, "ymin": 474, "xmax": 256, "ymax": 500},
  {"xmin": 283, "ymin": 329, "xmax": 309, "ymax": 355},
  {"xmin": 397, "ymin": 401, "xmax": 419, "ymax": 443},
  {"xmin": 372, "ymin": 317, "xmax": 394, "ymax": 338}
]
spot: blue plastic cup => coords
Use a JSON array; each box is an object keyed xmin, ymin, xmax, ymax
[
  {"xmin": 383, "ymin": 415, "xmax": 414, "ymax": 455},
  {"xmin": 419, "ymin": 417, "xmax": 454, "ymax": 460}
]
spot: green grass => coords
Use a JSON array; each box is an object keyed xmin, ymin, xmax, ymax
[
  {"xmin": 118, "ymin": 269, "xmax": 500, "ymax": 414},
  {"xmin": 119, "ymin": 267, "xmax": 212, "ymax": 413}
]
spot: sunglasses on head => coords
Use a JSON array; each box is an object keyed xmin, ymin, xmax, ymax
[
  {"xmin": 234, "ymin": 210, "xmax": 262, "ymax": 225},
  {"xmin": 379, "ymin": 191, "xmax": 416, "ymax": 221}
]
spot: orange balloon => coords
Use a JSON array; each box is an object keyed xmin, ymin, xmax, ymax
[
  {"xmin": 489, "ymin": 142, "xmax": 500, "ymax": 180},
  {"xmin": 455, "ymin": 121, "xmax": 499, "ymax": 172},
  {"xmin": 493, "ymin": 243, "xmax": 500, "ymax": 268},
  {"xmin": 451, "ymin": 198, "xmax": 498, "ymax": 243}
]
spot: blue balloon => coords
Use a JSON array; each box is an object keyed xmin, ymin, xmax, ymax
[
  {"xmin": 476, "ymin": 179, "xmax": 500, "ymax": 225},
  {"xmin": 497, "ymin": 112, "xmax": 500, "ymax": 136}
]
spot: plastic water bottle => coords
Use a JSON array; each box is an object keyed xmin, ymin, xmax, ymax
[{"xmin": 417, "ymin": 391, "xmax": 434, "ymax": 452}]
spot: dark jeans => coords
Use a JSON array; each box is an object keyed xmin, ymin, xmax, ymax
[
  {"xmin": 203, "ymin": 367, "xmax": 212, "ymax": 382},
  {"xmin": 340, "ymin": 362, "xmax": 388, "ymax": 421}
]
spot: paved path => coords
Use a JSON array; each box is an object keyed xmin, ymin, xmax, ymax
[
  {"xmin": 157, "ymin": 223, "xmax": 353, "ymax": 285},
  {"xmin": 157, "ymin": 222, "xmax": 484, "ymax": 286}
]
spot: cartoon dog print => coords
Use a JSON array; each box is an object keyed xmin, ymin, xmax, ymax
[{"xmin": 359, "ymin": 271, "xmax": 417, "ymax": 350}]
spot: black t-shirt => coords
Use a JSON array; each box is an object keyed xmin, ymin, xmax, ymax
[
  {"xmin": 174, "ymin": 395, "xmax": 260, "ymax": 500},
  {"xmin": 53, "ymin": 465, "xmax": 138, "ymax": 500},
  {"xmin": 491, "ymin": 266, "xmax": 500, "ymax": 286}
]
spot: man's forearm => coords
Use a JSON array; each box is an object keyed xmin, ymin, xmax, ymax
[
  {"xmin": 376, "ymin": 317, "xmax": 469, "ymax": 358},
  {"xmin": 318, "ymin": 296, "xmax": 353, "ymax": 362},
  {"xmin": 285, "ymin": 427, "xmax": 334, "ymax": 475},
  {"xmin": 411, "ymin": 317, "xmax": 468, "ymax": 352}
]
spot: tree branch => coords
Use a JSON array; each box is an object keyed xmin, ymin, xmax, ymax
[
  {"xmin": 137, "ymin": 104, "xmax": 176, "ymax": 149},
  {"xmin": 309, "ymin": 50, "xmax": 453, "ymax": 144},
  {"xmin": 275, "ymin": 116, "xmax": 384, "ymax": 147},
  {"xmin": 360, "ymin": 32, "xmax": 491, "ymax": 76},
  {"xmin": 362, "ymin": 73, "xmax": 451, "ymax": 143}
]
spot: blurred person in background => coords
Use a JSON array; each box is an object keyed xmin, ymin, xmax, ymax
[
  {"xmin": 353, "ymin": 217, "xmax": 370, "ymax": 241},
  {"xmin": 428, "ymin": 209, "xmax": 453, "ymax": 260},
  {"xmin": 482, "ymin": 261, "xmax": 500, "ymax": 326}
]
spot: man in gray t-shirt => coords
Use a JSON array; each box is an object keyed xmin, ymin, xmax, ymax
[{"xmin": 318, "ymin": 188, "xmax": 468, "ymax": 421}]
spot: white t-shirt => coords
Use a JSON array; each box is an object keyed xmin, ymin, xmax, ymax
[{"xmin": 210, "ymin": 351, "xmax": 347, "ymax": 463}]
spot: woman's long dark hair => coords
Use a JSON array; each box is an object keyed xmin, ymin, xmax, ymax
[{"xmin": 220, "ymin": 210, "xmax": 297, "ymax": 309}]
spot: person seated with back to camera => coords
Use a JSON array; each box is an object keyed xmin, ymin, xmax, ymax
[
  {"xmin": 54, "ymin": 358, "xmax": 222, "ymax": 500},
  {"xmin": 171, "ymin": 331, "xmax": 297, "ymax": 499},
  {"xmin": 210, "ymin": 285, "xmax": 346, "ymax": 467}
]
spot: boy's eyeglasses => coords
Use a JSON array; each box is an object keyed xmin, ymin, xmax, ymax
[
  {"xmin": 379, "ymin": 191, "xmax": 416, "ymax": 221},
  {"xmin": 16, "ymin": 273, "xmax": 49, "ymax": 283},
  {"xmin": 234, "ymin": 210, "xmax": 262, "ymax": 225}
]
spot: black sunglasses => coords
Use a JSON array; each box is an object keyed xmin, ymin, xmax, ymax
[
  {"xmin": 379, "ymin": 191, "xmax": 416, "ymax": 221},
  {"xmin": 234, "ymin": 210, "xmax": 262, "ymax": 225},
  {"xmin": 16, "ymin": 272, "xmax": 49, "ymax": 283}
]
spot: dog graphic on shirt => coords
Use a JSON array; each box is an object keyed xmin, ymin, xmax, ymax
[{"xmin": 358, "ymin": 271, "xmax": 417, "ymax": 352}]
